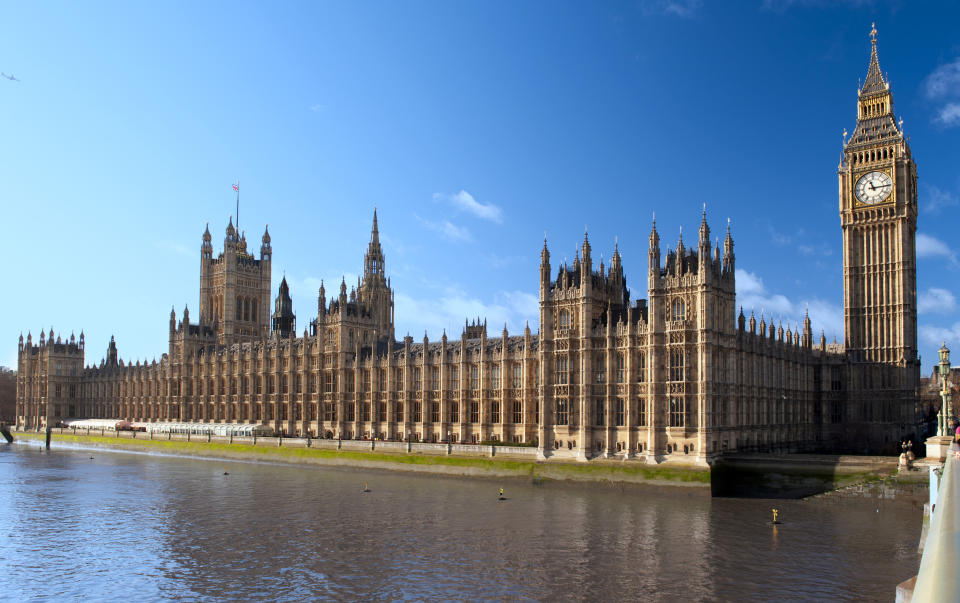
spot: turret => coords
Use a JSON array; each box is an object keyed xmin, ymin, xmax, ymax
[
  {"xmin": 723, "ymin": 219, "xmax": 734, "ymax": 273},
  {"xmin": 581, "ymin": 229, "xmax": 592, "ymax": 287},
  {"xmin": 698, "ymin": 206, "xmax": 710, "ymax": 258},
  {"xmin": 317, "ymin": 280, "xmax": 327, "ymax": 319},
  {"xmin": 260, "ymin": 225, "xmax": 272, "ymax": 261},
  {"xmin": 540, "ymin": 236, "xmax": 551, "ymax": 293},
  {"xmin": 225, "ymin": 216, "xmax": 237, "ymax": 247},
  {"xmin": 648, "ymin": 217, "xmax": 660, "ymax": 275},
  {"xmin": 803, "ymin": 308, "xmax": 813, "ymax": 348},
  {"xmin": 201, "ymin": 223, "xmax": 212, "ymax": 259}
]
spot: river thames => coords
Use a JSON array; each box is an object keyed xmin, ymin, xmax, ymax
[{"xmin": 1, "ymin": 442, "xmax": 921, "ymax": 601}]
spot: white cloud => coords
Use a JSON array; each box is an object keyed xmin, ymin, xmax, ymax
[
  {"xmin": 919, "ymin": 322, "xmax": 960, "ymax": 350},
  {"xmin": 924, "ymin": 58, "xmax": 960, "ymax": 99},
  {"xmin": 924, "ymin": 58, "xmax": 960, "ymax": 128},
  {"xmin": 309, "ymin": 103, "xmax": 326, "ymax": 112},
  {"xmin": 935, "ymin": 103, "xmax": 960, "ymax": 127},
  {"xmin": 925, "ymin": 184, "xmax": 959, "ymax": 214},
  {"xmin": 394, "ymin": 289, "xmax": 539, "ymax": 340},
  {"xmin": 918, "ymin": 288, "xmax": 958, "ymax": 315},
  {"xmin": 433, "ymin": 190, "xmax": 503, "ymax": 223},
  {"xmin": 640, "ymin": 0, "xmax": 701, "ymax": 17},
  {"xmin": 916, "ymin": 232, "xmax": 958, "ymax": 265},
  {"xmin": 735, "ymin": 268, "xmax": 843, "ymax": 340},
  {"xmin": 417, "ymin": 216, "xmax": 472, "ymax": 241}
]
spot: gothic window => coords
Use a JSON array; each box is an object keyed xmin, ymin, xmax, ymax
[
  {"xmin": 558, "ymin": 309, "xmax": 570, "ymax": 329},
  {"xmin": 470, "ymin": 366, "xmax": 479, "ymax": 390},
  {"xmin": 616, "ymin": 353, "xmax": 625, "ymax": 384},
  {"xmin": 470, "ymin": 401, "xmax": 479, "ymax": 423},
  {"xmin": 669, "ymin": 397, "xmax": 685, "ymax": 427},
  {"xmin": 512, "ymin": 363, "xmax": 522, "ymax": 389},
  {"xmin": 362, "ymin": 370, "xmax": 371, "ymax": 392},
  {"xmin": 363, "ymin": 402, "xmax": 371, "ymax": 422},
  {"xmin": 596, "ymin": 356, "xmax": 605, "ymax": 383},
  {"xmin": 669, "ymin": 349, "xmax": 686, "ymax": 382},
  {"xmin": 637, "ymin": 398, "xmax": 647, "ymax": 426},
  {"xmin": 394, "ymin": 368, "xmax": 404, "ymax": 391},
  {"xmin": 431, "ymin": 402, "xmax": 440, "ymax": 423},
  {"xmin": 413, "ymin": 402, "xmax": 422, "ymax": 423},
  {"xmin": 346, "ymin": 372, "xmax": 355, "ymax": 393},
  {"xmin": 448, "ymin": 366, "xmax": 459, "ymax": 390},
  {"xmin": 512, "ymin": 401, "xmax": 522, "ymax": 424},
  {"xmin": 378, "ymin": 369, "xmax": 386, "ymax": 390},
  {"xmin": 491, "ymin": 365, "xmax": 500, "ymax": 389},
  {"xmin": 431, "ymin": 367, "xmax": 440, "ymax": 391},
  {"xmin": 377, "ymin": 401, "xmax": 386, "ymax": 420},
  {"xmin": 596, "ymin": 399, "xmax": 605, "ymax": 426},
  {"xmin": 347, "ymin": 403, "xmax": 355, "ymax": 422},
  {"xmin": 282, "ymin": 376, "xmax": 289, "ymax": 395},
  {"xmin": 672, "ymin": 298, "xmax": 686, "ymax": 321},
  {"xmin": 556, "ymin": 356, "xmax": 569, "ymax": 385},
  {"xmin": 413, "ymin": 367, "xmax": 422, "ymax": 390},
  {"xmin": 295, "ymin": 375, "xmax": 301, "ymax": 394},
  {"xmin": 251, "ymin": 300, "xmax": 257, "ymax": 323},
  {"xmin": 616, "ymin": 398, "xmax": 624, "ymax": 426},
  {"xmin": 491, "ymin": 402, "xmax": 500, "ymax": 423},
  {"xmin": 236, "ymin": 296, "xmax": 243, "ymax": 321},
  {"xmin": 451, "ymin": 401, "xmax": 460, "ymax": 423},
  {"xmin": 395, "ymin": 401, "xmax": 404, "ymax": 422},
  {"xmin": 556, "ymin": 399, "xmax": 568, "ymax": 425}
]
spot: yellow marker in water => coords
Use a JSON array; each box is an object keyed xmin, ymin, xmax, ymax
[{"xmin": 772, "ymin": 508, "xmax": 779, "ymax": 523}]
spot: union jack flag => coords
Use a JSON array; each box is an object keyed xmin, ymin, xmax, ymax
[{"xmin": 232, "ymin": 183, "xmax": 239, "ymax": 192}]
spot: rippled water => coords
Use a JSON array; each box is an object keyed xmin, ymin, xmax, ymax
[{"xmin": 0, "ymin": 442, "xmax": 922, "ymax": 601}]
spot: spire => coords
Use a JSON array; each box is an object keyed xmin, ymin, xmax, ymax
[
  {"xmin": 541, "ymin": 234, "xmax": 550, "ymax": 264},
  {"xmin": 581, "ymin": 227, "xmax": 591, "ymax": 266},
  {"xmin": 699, "ymin": 204, "xmax": 710, "ymax": 246},
  {"xmin": 364, "ymin": 208, "xmax": 386, "ymax": 282},
  {"xmin": 203, "ymin": 222, "xmax": 212, "ymax": 243},
  {"xmin": 860, "ymin": 23, "xmax": 888, "ymax": 97}
]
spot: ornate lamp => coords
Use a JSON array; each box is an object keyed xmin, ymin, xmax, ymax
[{"xmin": 938, "ymin": 342, "xmax": 952, "ymax": 437}]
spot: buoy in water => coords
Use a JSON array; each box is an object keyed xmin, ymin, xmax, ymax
[
  {"xmin": 362, "ymin": 482, "xmax": 371, "ymax": 493},
  {"xmin": 770, "ymin": 508, "xmax": 781, "ymax": 525}
]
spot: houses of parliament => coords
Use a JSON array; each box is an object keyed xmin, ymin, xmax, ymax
[{"xmin": 15, "ymin": 30, "xmax": 922, "ymax": 461}]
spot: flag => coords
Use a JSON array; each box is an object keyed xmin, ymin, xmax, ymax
[{"xmin": 232, "ymin": 183, "xmax": 239, "ymax": 192}]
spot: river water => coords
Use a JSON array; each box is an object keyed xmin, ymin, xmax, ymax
[{"xmin": 1, "ymin": 442, "xmax": 921, "ymax": 601}]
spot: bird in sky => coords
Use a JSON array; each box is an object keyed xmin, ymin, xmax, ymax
[{"xmin": 2, "ymin": 72, "xmax": 20, "ymax": 82}]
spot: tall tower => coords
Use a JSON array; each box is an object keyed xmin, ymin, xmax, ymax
[
  {"xmin": 198, "ymin": 219, "xmax": 273, "ymax": 346},
  {"xmin": 840, "ymin": 25, "xmax": 918, "ymax": 365},
  {"xmin": 839, "ymin": 24, "xmax": 920, "ymax": 446}
]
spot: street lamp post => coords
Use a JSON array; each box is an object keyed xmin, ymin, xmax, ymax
[{"xmin": 938, "ymin": 343, "xmax": 952, "ymax": 437}]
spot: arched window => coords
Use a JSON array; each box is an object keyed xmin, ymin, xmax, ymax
[
  {"xmin": 669, "ymin": 348, "xmax": 685, "ymax": 382},
  {"xmin": 558, "ymin": 309, "xmax": 570, "ymax": 329},
  {"xmin": 672, "ymin": 298, "xmax": 686, "ymax": 321}
]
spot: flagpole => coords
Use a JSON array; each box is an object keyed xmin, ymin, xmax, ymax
[{"xmin": 235, "ymin": 179, "xmax": 240, "ymax": 231}]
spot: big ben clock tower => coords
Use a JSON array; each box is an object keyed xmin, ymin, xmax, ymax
[{"xmin": 839, "ymin": 24, "xmax": 920, "ymax": 445}]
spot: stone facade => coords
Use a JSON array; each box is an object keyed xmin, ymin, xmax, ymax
[{"xmin": 15, "ymin": 31, "xmax": 922, "ymax": 461}]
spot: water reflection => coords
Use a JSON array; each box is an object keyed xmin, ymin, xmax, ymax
[{"xmin": 0, "ymin": 443, "xmax": 921, "ymax": 601}]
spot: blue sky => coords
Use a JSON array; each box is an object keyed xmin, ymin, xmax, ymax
[{"xmin": 2, "ymin": 1, "xmax": 958, "ymax": 375}]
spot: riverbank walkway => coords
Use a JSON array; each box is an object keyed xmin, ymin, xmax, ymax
[{"xmin": 910, "ymin": 444, "xmax": 960, "ymax": 601}]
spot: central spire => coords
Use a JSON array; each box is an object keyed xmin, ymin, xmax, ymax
[
  {"xmin": 363, "ymin": 207, "xmax": 386, "ymax": 282},
  {"xmin": 860, "ymin": 22, "xmax": 888, "ymax": 97}
]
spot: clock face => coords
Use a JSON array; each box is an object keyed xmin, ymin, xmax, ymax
[{"xmin": 855, "ymin": 171, "xmax": 893, "ymax": 205}]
